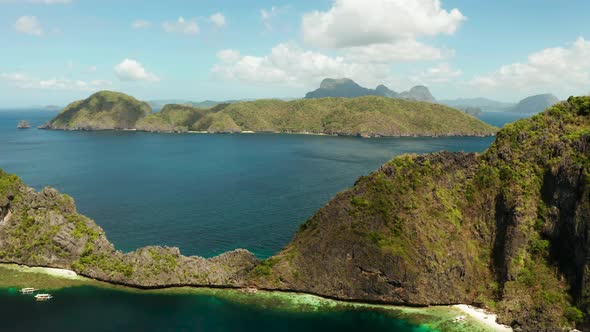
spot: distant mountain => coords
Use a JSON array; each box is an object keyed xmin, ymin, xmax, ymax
[
  {"xmin": 148, "ymin": 99, "xmax": 253, "ymax": 110},
  {"xmin": 510, "ymin": 94, "xmax": 560, "ymax": 114},
  {"xmin": 304, "ymin": 78, "xmax": 436, "ymax": 103},
  {"xmin": 439, "ymin": 97, "xmax": 515, "ymax": 110},
  {"xmin": 398, "ymin": 86, "xmax": 436, "ymax": 103},
  {"xmin": 305, "ymin": 78, "xmax": 378, "ymax": 99}
]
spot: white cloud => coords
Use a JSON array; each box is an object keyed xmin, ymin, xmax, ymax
[
  {"xmin": 261, "ymin": 6, "xmax": 281, "ymax": 31},
  {"xmin": 162, "ymin": 17, "xmax": 199, "ymax": 35},
  {"xmin": 412, "ymin": 63, "xmax": 461, "ymax": 84},
  {"xmin": 302, "ymin": 0, "xmax": 465, "ymax": 48},
  {"xmin": 211, "ymin": 43, "xmax": 392, "ymax": 88},
  {"xmin": 472, "ymin": 37, "xmax": 590, "ymax": 96},
  {"xmin": 344, "ymin": 40, "xmax": 452, "ymax": 63},
  {"xmin": 14, "ymin": 16, "xmax": 43, "ymax": 36},
  {"xmin": 216, "ymin": 49, "xmax": 241, "ymax": 63},
  {"xmin": 1, "ymin": 72, "xmax": 112, "ymax": 91},
  {"xmin": 209, "ymin": 12, "xmax": 226, "ymax": 28},
  {"xmin": 131, "ymin": 20, "xmax": 151, "ymax": 29},
  {"xmin": 114, "ymin": 59, "xmax": 159, "ymax": 82}
]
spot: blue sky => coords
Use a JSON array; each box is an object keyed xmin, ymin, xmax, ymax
[{"xmin": 1, "ymin": 0, "xmax": 589, "ymax": 107}]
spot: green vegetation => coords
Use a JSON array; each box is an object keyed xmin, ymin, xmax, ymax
[
  {"xmin": 266, "ymin": 97, "xmax": 589, "ymax": 330},
  {"xmin": 72, "ymin": 253, "xmax": 134, "ymax": 278},
  {"xmin": 46, "ymin": 91, "xmax": 151, "ymax": 130},
  {"xmin": 192, "ymin": 96, "xmax": 497, "ymax": 136},
  {"xmin": 46, "ymin": 92, "xmax": 497, "ymax": 137},
  {"xmin": 135, "ymin": 104, "xmax": 208, "ymax": 132}
]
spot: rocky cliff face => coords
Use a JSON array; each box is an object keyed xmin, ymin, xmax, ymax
[
  {"xmin": 0, "ymin": 172, "xmax": 258, "ymax": 288},
  {"xmin": 251, "ymin": 96, "xmax": 590, "ymax": 331},
  {"xmin": 2, "ymin": 96, "xmax": 589, "ymax": 331}
]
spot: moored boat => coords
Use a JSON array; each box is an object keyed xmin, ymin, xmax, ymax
[
  {"xmin": 34, "ymin": 294, "xmax": 53, "ymax": 301},
  {"xmin": 19, "ymin": 288, "xmax": 37, "ymax": 294}
]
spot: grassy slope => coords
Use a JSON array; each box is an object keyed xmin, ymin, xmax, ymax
[
  {"xmin": 48, "ymin": 91, "xmax": 152, "ymax": 130},
  {"xmin": 47, "ymin": 92, "xmax": 496, "ymax": 137},
  {"xmin": 135, "ymin": 104, "xmax": 208, "ymax": 132},
  {"xmin": 192, "ymin": 97, "xmax": 497, "ymax": 136}
]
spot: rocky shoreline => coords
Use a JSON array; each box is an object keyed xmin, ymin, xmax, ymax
[
  {"xmin": 1, "ymin": 263, "xmax": 511, "ymax": 331},
  {"xmin": 39, "ymin": 125, "xmax": 496, "ymax": 138}
]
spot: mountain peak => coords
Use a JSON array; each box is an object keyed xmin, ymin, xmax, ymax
[{"xmin": 305, "ymin": 78, "xmax": 434, "ymax": 102}]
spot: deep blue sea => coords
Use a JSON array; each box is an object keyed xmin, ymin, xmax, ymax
[
  {"xmin": 0, "ymin": 109, "xmax": 529, "ymax": 332},
  {"xmin": 0, "ymin": 110, "xmax": 528, "ymax": 258}
]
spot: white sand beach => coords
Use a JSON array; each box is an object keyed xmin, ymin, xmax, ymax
[
  {"xmin": 453, "ymin": 304, "xmax": 512, "ymax": 331},
  {"xmin": 2, "ymin": 264, "xmax": 82, "ymax": 280}
]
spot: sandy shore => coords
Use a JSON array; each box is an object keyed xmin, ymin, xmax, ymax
[
  {"xmin": 453, "ymin": 304, "xmax": 512, "ymax": 331},
  {"xmin": 2, "ymin": 264, "xmax": 82, "ymax": 280}
]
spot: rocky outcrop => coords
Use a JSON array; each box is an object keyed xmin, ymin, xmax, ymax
[
  {"xmin": 0, "ymin": 172, "xmax": 258, "ymax": 288},
  {"xmin": 2, "ymin": 96, "xmax": 589, "ymax": 331},
  {"xmin": 17, "ymin": 120, "xmax": 30, "ymax": 129},
  {"xmin": 250, "ymin": 96, "xmax": 589, "ymax": 331}
]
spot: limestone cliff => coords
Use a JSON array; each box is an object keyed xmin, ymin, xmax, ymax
[
  {"xmin": 0, "ymin": 175, "xmax": 258, "ymax": 288},
  {"xmin": 251, "ymin": 96, "xmax": 590, "ymax": 331}
]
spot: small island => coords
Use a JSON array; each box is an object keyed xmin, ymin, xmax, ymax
[
  {"xmin": 41, "ymin": 91, "xmax": 498, "ymax": 137},
  {"xmin": 17, "ymin": 120, "xmax": 31, "ymax": 129}
]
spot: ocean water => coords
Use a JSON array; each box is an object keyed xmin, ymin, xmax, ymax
[
  {"xmin": 0, "ymin": 109, "xmax": 525, "ymax": 332},
  {"xmin": 0, "ymin": 110, "xmax": 526, "ymax": 258},
  {"xmin": 0, "ymin": 286, "xmax": 435, "ymax": 332}
]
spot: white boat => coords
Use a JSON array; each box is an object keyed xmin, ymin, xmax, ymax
[
  {"xmin": 34, "ymin": 294, "xmax": 53, "ymax": 301},
  {"xmin": 19, "ymin": 288, "xmax": 37, "ymax": 294}
]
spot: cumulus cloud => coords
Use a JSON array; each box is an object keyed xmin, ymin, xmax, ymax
[
  {"xmin": 162, "ymin": 17, "xmax": 199, "ymax": 35},
  {"xmin": 114, "ymin": 59, "xmax": 159, "ymax": 82},
  {"xmin": 412, "ymin": 63, "xmax": 461, "ymax": 84},
  {"xmin": 260, "ymin": 6, "xmax": 282, "ymax": 31},
  {"xmin": 472, "ymin": 37, "xmax": 590, "ymax": 96},
  {"xmin": 216, "ymin": 49, "xmax": 241, "ymax": 63},
  {"xmin": 209, "ymin": 12, "xmax": 226, "ymax": 28},
  {"xmin": 302, "ymin": 0, "xmax": 465, "ymax": 48},
  {"xmin": 344, "ymin": 40, "xmax": 452, "ymax": 63},
  {"xmin": 14, "ymin": 16, "xmax": 43, "ymax": 36},
  {"xmin": 131, "ymin": 20, "xmax": 151, "ymax": 29},
  {"xmin": 1, "ymin": 72, "xmax": 112, "ymax": 91},
  {"xmin": 211, "ymin": 43, "xmax": 392, "ymax": 87}
]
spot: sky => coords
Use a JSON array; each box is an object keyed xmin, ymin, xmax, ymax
[{"xmin": 0, "ymin": 0, "xmax": 589, "ymax": 107}]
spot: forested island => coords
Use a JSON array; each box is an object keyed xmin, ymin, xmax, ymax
[
  {"xmin": 40, "ymin": 91, "xmax": 497, "ymax": 137},
  {"xmin": 3, "ymin": 96, "xmax": 589, "ymax": 331}
]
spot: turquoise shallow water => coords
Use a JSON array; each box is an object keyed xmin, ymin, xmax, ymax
[
  {"xmin": 0, "ymin": 286, "xmax": 433, "ymax": 332},
  {"xmin": 0, "ymin": 110, "xmax": 527, "ymax": 258}
]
